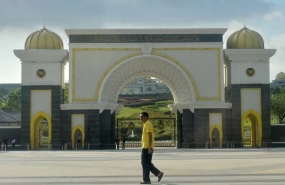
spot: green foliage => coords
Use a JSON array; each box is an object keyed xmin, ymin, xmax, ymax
[
  {"xmin": 64, "ymin": 83, "xmax": 69, "ymax": 104},
  {"xmin": 0, "ymin": 89, "xmax": 21, "ymax": 110},
  {"xmin": 271, "ymin": 87, "xmax": 282, "ymax": 95},
  {"xmin": 0, "ymin": 87, "xmax": 9, "ymax": 101},
  {"xmin": 225, "ymin": 86, "xmax": 232, "ymax": 103},
  {"xmin": 271, "ymin": 92, "xmax": 285, "ymax": 124},
  {"xmin": 155, "ymin": 133, "xmax": 172, "ymax": 140}
]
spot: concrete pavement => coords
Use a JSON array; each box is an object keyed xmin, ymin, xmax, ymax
[{"xmin": 0, "ymin": 148, "xmax": 284, "ymax": 184}]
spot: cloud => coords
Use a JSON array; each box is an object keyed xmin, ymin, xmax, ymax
[
  {"xmin": 268, "ymin": 34, "xmax": 285, "ymax": 80},
  {"xmin": 0, "ymin": 25, "xmax": 69, "ymax": 83},
  {"xmin": 0, "ymin": 0, "xmax": 280, "ymax": 83},
  {"xmin": 0, "ymin": 0, "xmax": 275, "ymax": 29},
  {"xmin": 264, "ymin": 11, "xmax": 284, "ymax": 20},
  {"xmin": 223, "ymin": 21, "xmax": 244, "ymax": 48}
]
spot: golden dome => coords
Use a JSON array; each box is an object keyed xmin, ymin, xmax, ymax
[
  {"xmin": 275, "ymin": 72, "xmax": 285, "ymax": 81},
  {"xmin": 227, "ymin": 26, "xmax": 264, "ymax": 49},
  {"xmin": 25, "ymin": 27, "xmax": 63, "ymax": 49}
]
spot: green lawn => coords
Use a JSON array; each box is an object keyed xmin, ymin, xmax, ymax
[
  {"xmin": 117, "ymin": 99, "xmax": 281, "ymax": 125},
  {"xmin": 271, "ymin": 115, "xmax": 278, "ymax": 124},
  {"xmin": 117, "ymin": 107, "xmax": 143, "ymax": 118},
  {"xmin": 117, "ymin": 100, "xmax": 174, "ymax": 118}
]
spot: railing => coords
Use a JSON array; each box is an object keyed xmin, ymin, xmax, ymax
[{"xmin": 0, "ymin": 140, "xmax": 282, "ymax": 151}]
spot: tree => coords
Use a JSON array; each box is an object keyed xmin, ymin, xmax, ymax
[
  {"xmin": 0, "ymin": 87, "xmax": 9, "ymax": 102},
  {"xmin": 270, "ymin": 93, "xmax": 285, "ymax": 124},
  {"xmin": 0, "ymin": 89, "xmax": 21, "ymax": 110},
  {"xmin": 64, "ymin": 83, "xmax": 69, "ymax": 104},
  {"xmin": 225, "ymin": 86, "xmax": 232, "ymax": 103}
]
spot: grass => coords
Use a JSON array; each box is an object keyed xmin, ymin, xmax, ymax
[
  {"xmin": 117, "ymin": 105, "xmax": 171, "ymax": 118},
  {"xmin": 118, "ymin": 98, "xmax": 280, "ymax": 125},
  {"xmin": 270, "ymin": 115, "xmax": 278, "ymax": 124},
  {"xmin": 117, "ymin": 107, "xmax": 144, "ymax": 118},
  {"xmin": 117, "ymin": 100, "xmax": 174, "ymax": 118}
]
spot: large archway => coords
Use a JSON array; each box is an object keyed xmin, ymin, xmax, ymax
[{"xmin": 98, "ymin": 55, "xmax": 196, "ymax": 104}]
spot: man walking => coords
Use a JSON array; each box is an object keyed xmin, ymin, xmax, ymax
[{"xmin": 140, "ymin": 112, "xmax": 164, "ymax": 184}]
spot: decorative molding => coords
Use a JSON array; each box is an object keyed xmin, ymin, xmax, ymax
[
  {"xmin": 168, "ymin": 103, "xmax": 232, "ymax": 113},
  {"xmin": 14, "ymin": 49, "xmax": 68, "ymax": 63},
  {"xmin": 71, "ymin": 47, "xmax": 222, "ymax": 102},
  {"xmin": 246, "ymin": 68, "xmax": 255, "ymax": 77},
  {"xmin": 224, "ymin": 49, "xmax": 276, "ymax": 62},
  {"xmin": 141, "ymin": 43, "xmax": 153, "ymax": 55},
  {"xmin": 241, "ymin": 109, "xmax": 262, "ymax": 146},
  {"xmin": 37, "ymin": 69, "xmax": 46, "ymax": 78},
  {"xmin": 92, "ymin": 34, "xmax": 201, "ymax": 43},
  {"xmin": 152, "ymin": 48, "xmax": 221, "ymax": 100},
  {"xmin": 61, "ymin": 103, "xmax": 122, "ymax": 112},
  {"xmin": 98, "ymin": 55, "xmax": 193, "ymax": 104},
  {"xmin": 69, "ymin": 33, "xmax": 224, "ymax": 43},
  {"xmin": 65, "ymin": 28, "xmax": 228, "ymax": 35}
]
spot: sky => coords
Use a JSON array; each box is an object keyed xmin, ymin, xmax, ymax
[{"xmin": 0, "ymin": 0, "xmax": 285, "ymax": 84}]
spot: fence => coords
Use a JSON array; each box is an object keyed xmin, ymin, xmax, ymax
[{"xmin": 0, "ymin": 139, "xmax": 277, "ymax": 151}]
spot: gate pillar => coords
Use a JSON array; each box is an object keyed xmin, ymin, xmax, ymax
[
  {"xmin": 176, "ymin": 111, "xmax": 182, "ymax": 148},
  {"xmin": 99, "ymin": 110, "xmax": 116, "ymax": 149},
  {"xmin": 182, "ymin": 109, "xmax": 194, "ymax": 148}
]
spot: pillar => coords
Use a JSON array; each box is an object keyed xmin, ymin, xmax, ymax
[
  {"xmin": 176, "ymin": 111, "xmax": 182, "ymax": 149},
  {"xmin": 182, "ymin": 109, "xmax": 194, "ymax": 148}
]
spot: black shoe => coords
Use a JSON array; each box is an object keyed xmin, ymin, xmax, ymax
[
  {"xmin": 140, "ymin": 182, "xmax": 151, "ymax": 184},
  {"xmin": 158, "ymin": 172, "xmax": 164, "ymax": 182}
]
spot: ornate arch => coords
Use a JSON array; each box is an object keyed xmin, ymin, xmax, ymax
[
  {"xmin": 209, "ymin": 124, "xmax": 223, "ymax": 148},
  {"xmin": 30, "ymin": 111, "xmax": 52, "ymax": 149},
  {"xmin": 71, "ymin": 125, "xmax": 85, "ymax": 149},
  {"xmin": 98, "ymin": 55, "xmax": 196, "ymax": 103},
  {"xmin": 241, "ymin": 109, "xmax": 262, "ymax": 147}
]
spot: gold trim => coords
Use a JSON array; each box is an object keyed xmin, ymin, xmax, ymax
[
  {"xmin": 246, "ymin": 68, "xmax": 255, "ymax": 77},
  {"xmin": 241, "ymin": 109, "xmax": 262, "ymax": 147},
  {"xmin": 94, "ymin": 51, "xmax": 142, "ymax": 101},
  {"xmin": 152, "ymin": 48, "xmax": 221, "ymax": 100},
  {"xmin": 30, "ymin": 111, "xmax": 52, "ymax": 149},
  {"xmin": 72, "ymin": 48, "xmax": 142, "ymax": 101},
  {"xmin": 72, "ymin": 47, "xmax": 222, "ymax": 101},
  {"xmin": 209, "ymin": 124, "xmax": 223, "ymax": 148},
  {"xmin": 209, "ymin": 113, "xmax": 223, "ymax": 148},
  {"xmin": 241, "ymin": 88, "xmax": 262, "ymax": 147},
  {"xmin": 71, "ymin": 114, "xmax": 85, "ymax": 149},
  {"xmin": 30, "ymin": 90, "xmax": 52, "ymax": 149}
]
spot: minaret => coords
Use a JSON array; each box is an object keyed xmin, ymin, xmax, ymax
[
  {"xmin": 224, "ymin": 26, "xmax": 276, "ymax": 147},
  {"xmin": 14, "ymin": 27, "xmax": 68, "ymax": 149}
]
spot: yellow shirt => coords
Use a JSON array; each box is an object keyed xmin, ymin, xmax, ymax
[{"xmin": 141, "ymin": 120, "xmax": 155, "ymax": 149}]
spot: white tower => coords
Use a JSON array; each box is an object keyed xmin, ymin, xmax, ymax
[
  {"xmin": 224, "ymin": 26, "xmax": 276, "ymax": 147},
  {"xmin": 14, "ymin": 27, "xmax": 68, "ymax": 149}
]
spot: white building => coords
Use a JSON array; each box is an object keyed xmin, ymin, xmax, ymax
[
  {"xmin": 270, "ymin": 72, "xmax": 285, "ymax": 89},
  {"xmin": 120, "ymin": 77, "xmax": 170, "ymax": 95}
]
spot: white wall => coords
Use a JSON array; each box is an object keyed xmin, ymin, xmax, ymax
[{"xmin": 70, "ymin": 42, "xmax": 224, "ymax": 103}]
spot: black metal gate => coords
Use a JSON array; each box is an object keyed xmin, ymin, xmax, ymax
[{"xmin": 116, "ymin": 118, "xmax": 176, "ymax": 148}]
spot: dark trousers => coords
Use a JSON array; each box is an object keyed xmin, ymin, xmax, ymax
[{"xmin": 141, "ymin": 148, "xmax": 160, "ymax": 182}]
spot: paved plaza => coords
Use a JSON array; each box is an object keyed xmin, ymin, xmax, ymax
[{"xmin": 0, "ymin": 148, "xmax": 284, "ymax": 184}]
